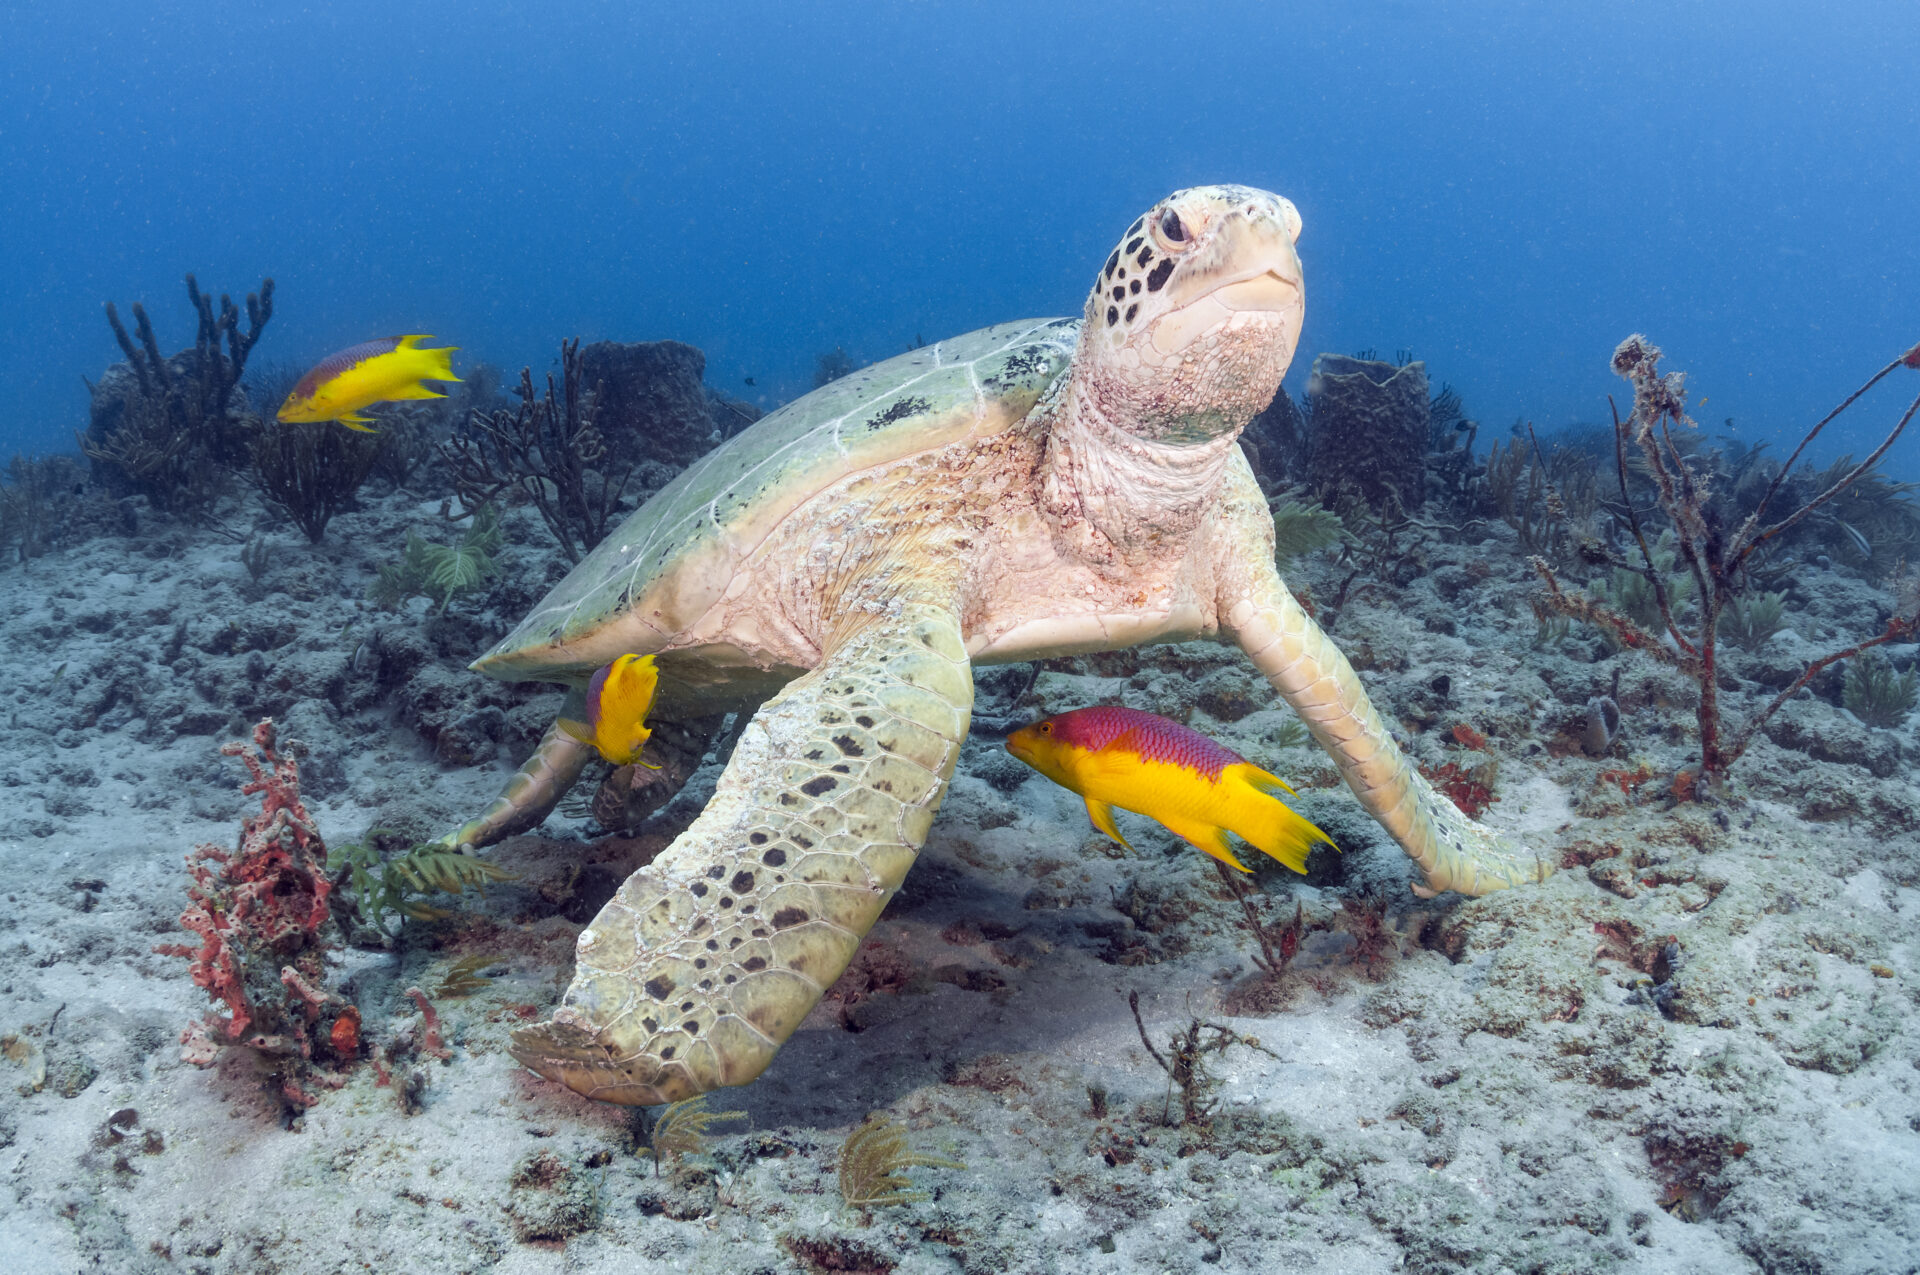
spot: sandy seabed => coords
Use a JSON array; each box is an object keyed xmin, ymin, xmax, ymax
[{"xmin": 2, "ymin": 479, "xmax": 1918, "ymax": 1275}]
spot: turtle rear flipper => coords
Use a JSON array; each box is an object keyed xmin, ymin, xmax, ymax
[{"xmin": 511, "ymin": 599, "xmax": 973, "ymax": 1105}]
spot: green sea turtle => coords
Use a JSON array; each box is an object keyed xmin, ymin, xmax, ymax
[{"xmin": 440, "ymin": 185, "xmax": 1553, "ymax": 1106}]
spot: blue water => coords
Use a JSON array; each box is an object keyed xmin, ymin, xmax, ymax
[{"xmin": 2, "ymin": 1, "xmax": 1916, "ymax": 466}]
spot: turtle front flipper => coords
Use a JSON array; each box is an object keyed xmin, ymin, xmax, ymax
[
  {"xmin": 435, "ymin": 712, "xmax": 597, "ymax": 851},
  {"xmin": 510, "ymin": 599, "xmax": 973, "ymax": 1105},
  {"xmin": 1217, "ymin": 505, "xmax": 1551, "ymax": 896}
]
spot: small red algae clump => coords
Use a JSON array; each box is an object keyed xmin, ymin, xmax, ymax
[
  {"xmin": 329, "ymin": 1007, "xmax": 362, "ymax": 1059},
  {"xmin": 1451, "ymin": 723, "xmax": 1490, "ymax": 751},
  {"xmin": 1420, "ymin": 760, "xmax": 1498, "ymax": 818}
]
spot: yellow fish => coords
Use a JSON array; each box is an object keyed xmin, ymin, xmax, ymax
[
  {"xmin": 277, "ymin": 335, "xmax": 460, "ymax": 432},
  {"xmin": 560, "ymin": 654, "xmax": 661, "ymax": 767},
  {"xmin": 1005, "ymin": 706, "xmax": 1334, "ymax": 873}
]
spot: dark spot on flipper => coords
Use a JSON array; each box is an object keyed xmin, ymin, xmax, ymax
[
  {"xmin": 707, "ymin": 865, "xmax": 725, "ymax": 879},
  {"xmin": 800, "ymin": 776, "xmax": 838, "ymax": 797},
  {"xmin": 771, "ymin": 907, "xmax": 810, "ymax": 929},
  {"xmin": 691, "ymin": 882, "xmax": 708, "ymax": 897},
  {"xmin": 832, "ymin": 735, "xmax": 865, "ymax": 757},
  {"xmin": 644, "ymin": 976, "xmax": 675, "ymax": 1000},
  {"xmin": 750, "ymin": 832, "xmax": 768, "ymax": 845},
  {"xmin": 762, "ymin": 847, "xmax": 788, "ymax": 867},
  {"xmin": 855, "ymin": 716, "xmax": 875, "ymax": 728},
  {"xmin": 742, "ymin": 956, "xmax": 768, "ymax": 972},
  {"xmin": 730, "ymin": 871, "xmax": 755, "ymax": 893}
]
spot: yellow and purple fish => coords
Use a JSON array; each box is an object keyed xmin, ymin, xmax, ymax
[
  {"xmin": 558, "ymin": 654, "xmax": 661, "ymax": 767},
  {"xmin": 1006, "ymin": 705, "xmax": 1333, "ymax": 873},
  {"xmin": 277, "ymin": 335, "xmax": 461, "ymax": 432}
]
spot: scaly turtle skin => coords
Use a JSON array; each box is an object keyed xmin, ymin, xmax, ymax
[{"xmin": 441, "ymin": 186, "xmax": 1553, "ymax": 1106}]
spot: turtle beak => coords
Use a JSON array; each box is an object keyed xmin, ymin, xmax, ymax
[{"xmin": 1149, "ymin": 192, "xmax": 1305, "ymax": 359}]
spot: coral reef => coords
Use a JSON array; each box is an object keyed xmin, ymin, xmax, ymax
[
  {"xmin": 1303, "ymin": 353, "xmax": 1429, "ymax": 509},
  {"xmin": 578, "ymin": 339, "xmax": 741, "ymax": 471},
  {"xmin": 813, "ymin": 345, "xmax": 855, "ymax": 387},
  {"xmin": 1239, "ymin": 382, "xmax": 1309, "ymax": 491},
  {"xmin": 249, "ymin": 418, "xmax": 383, "ymax": 542},
  {"xmin": 0, "ymin": 452, "xmax": 83, "ymax": 562},
  {"xmin": 82, "ymin": 275, "xmax": 274, "ymax": 516},
  {"xmin": 441, "ymin": 338, "xmax": 633, "ymax": 563}
]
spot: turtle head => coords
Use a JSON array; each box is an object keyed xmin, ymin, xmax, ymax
[{"xmin": 1080, "ymin": 185, "xmax": 1305, "ymax": 442}]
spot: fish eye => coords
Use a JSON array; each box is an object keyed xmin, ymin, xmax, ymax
[
  {"xmin": 1158, "ymin": 208, "xmax": 1188, "ymax": 243},
  {"xmin": 1039, "ymin": 722, "xmax": 1052, "ymax": 734}
]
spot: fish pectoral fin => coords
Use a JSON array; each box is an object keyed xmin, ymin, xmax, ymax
[
  {"xmin": 1159, "ymin": 816, "xmax": 1251, "ymax": 873},
  {"xmin": 1084, "ymin": 798, "xmax": 1134, "ymax": 852},
  {"xmin": 556, "ymin": 716, "xmax": 594, "ymax": 746},
  {"xmin": 337, "ymin": 412, "xmax": 379, "ymax": 432}
]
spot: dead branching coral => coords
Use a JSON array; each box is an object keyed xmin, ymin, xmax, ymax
[
  {"xmin": 441, "ymin": 338, "xmax": 635, "ymax": 563},
  {"xmin": 1127, "ymin": 989, "xmax": 1278, "ymax": 1127},
  {"xmin": 1213, "ymin": 861, "xmax": 1308, "ymax": 980},
  {"xmin": 1531, "ymin": 334, "xmax": 1920, "ymax": 793}
]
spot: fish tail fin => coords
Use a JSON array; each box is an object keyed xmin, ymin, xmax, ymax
[
  {"xmin": 419, "ymin": 342, "xmax": 461, "ymax": 384},
  {"xmin": 1222, "ymin": 763, "xmax": 1334, "ymax": 874},
  {"xmin": 1157, "ymin": 816, "xmax": 1252, "ymax": 873}
]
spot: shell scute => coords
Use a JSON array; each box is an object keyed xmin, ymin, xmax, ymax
[{"xmin": 474, "ymin": 318, "xmax": 1078, "ymax": 681}]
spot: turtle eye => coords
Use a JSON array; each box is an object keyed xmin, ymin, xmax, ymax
[{"xmin": 1158, "ymin": 208, "xmax": 1188, "ymax": 243}]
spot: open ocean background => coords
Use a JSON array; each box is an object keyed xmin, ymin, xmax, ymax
[{"xmin": 1, "ymin": 0, "xmax": 1916, "ymax": 467}]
